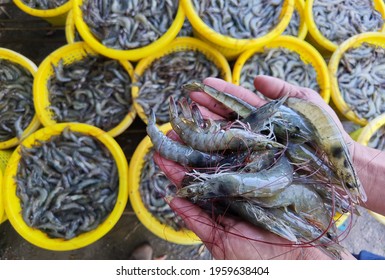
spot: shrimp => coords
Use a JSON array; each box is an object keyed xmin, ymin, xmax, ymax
[
  {"xmin": 254, "ymin": 183, "xmax": 336, "ymax": 236},
  {"xmin": 182, "ymin": 81, "xmax": 255, "ymax": 118},
  {"xmin": 228, "ymin": 200, "xmax": 298, "ymax": 242},
  {"xmin": 268, "ymin": 208, "xmax": 343, "ymax": 260},
  {"xmin": 242, "ymin": 149, "xmax": 276, "ymax": 173},
  {"xmin": 169, "ymin": 96, "xmax": 285, "ymax": 152},
  {"xmin": 146, "ymin": 110, "xmax": 224, "ymax": 168},
  {"xmin": 177, "ymin": 155, "xmax": 294, "ymax": 200},
  {"xmin": 285, "ymin": 142, "xmax": 339, "ymax": 184},
  {"xmin": 286, "ymin": 97, "xmax": 366, "ymax": 203},
  {"xmin": 182, "ymin": 82, "xmax": 314, "ymax": 142}
]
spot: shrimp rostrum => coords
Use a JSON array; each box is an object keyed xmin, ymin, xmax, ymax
[{"xmin": 146, "ymin": 82, "xmax": 364, "ymax": 259}]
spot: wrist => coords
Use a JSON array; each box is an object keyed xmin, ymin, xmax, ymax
[{"xmin": 352, "ymin": 141, "xmax": 385, "ymax": 214}]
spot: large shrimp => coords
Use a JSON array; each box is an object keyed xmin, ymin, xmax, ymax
[
  {"xmin": 253, "ymin": 183, "xmax": 336, "ymax": 236},
  {"xmin": 182, "ymin": 82, "xmax": 256, "ymax": 118},
  {"xmin": 182, "ymin": 82, "xmax": 314, "ymax": 142},
  {"xmin": 286, "ymin": 97, "xmax": 366, "ymax": 203},
  {"xmin": 285, "ymin": 142, "xmax": 339, "ymax": 184},
  {"xmin": 177, "ymin": 155, "xmax": 294, "ymax": 200},
  {"xmin": 169, "ymin": 96, "xmax": 285, "ymax": 152},
  {"xmin": 146, "ymin": 110, "xmax": 224, "ymax": 168},
  {"xmin": 267, "ymin": 207, "xmax": 343, "ymax": 259}
]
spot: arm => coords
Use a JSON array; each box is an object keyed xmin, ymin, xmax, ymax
[{"xmin": 352, "ymin": 143, "xmax": 385, "ymax": 215}]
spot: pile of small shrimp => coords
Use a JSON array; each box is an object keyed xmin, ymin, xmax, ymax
[{"xmin": 147, "ymin": 82, "xmax": 367, "ymax": 260}]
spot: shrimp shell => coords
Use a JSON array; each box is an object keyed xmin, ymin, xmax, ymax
[
  {"xmin": 286, "ymin": 97, "xmax": 366, "ymax": 203},
  {"xmin": 177, "ymin": 155, "xmax": 294, "ymax": 200}
]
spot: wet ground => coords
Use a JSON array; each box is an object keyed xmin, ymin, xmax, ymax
[{"xmin": 1, "ymin": 1, "xmax": 385, "ymax": 260}]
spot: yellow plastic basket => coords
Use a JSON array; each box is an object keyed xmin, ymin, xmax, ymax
[
  {"xmin": 182, "ymin": 0, "xmax": 295, "ymax": 60},
  {"xmin": 356, "ymin": 113, "xmax": 385, "ymax": 226},
  {"xmin": 72, "ymin": 0, "xmax": 185, "ymax": 61},
  {"xmin": 128, "ymin": 123, "xmax": 201, "ymax": 245},
  {"xmin": 0, "ymin": 150, "xmax": 13, "ymax": 224},
  {"xmin": 132, "ymin": 36, "xmax": 232, "ymax": 124},
  {"xmin": 0, "ymin": 48, "xmax": 40, "ymax": 150},
  {"xmin": 305, "ymin": 0, "xmax": 385, "ymax": 53},
  {"xmin": 290, "ymin": 0, "xmax": 308, "ymax": 40},
  {"xmin": 65, "ymin": 9, "xmax": 78, "ymax": 44},
  {"xmin": 33, "ymin": 42, "xmax": 136, "ymax": 138},
  {"xmin": 0, "ymin": 169, "xmax": 3, "ymax": 223},
  {"xmin": 13, "ymin": 0, "xmax": 72, "ymax": 26},
  {"xmin": 3, "ymin": 123, "xmax": 129, "ymax": 251},
  {"xmin": 329, "ymin": 32, "xmax": 385, "ymax": 126},
  {"xmin": 233, "ymin": 35, "xmax": 330, "ymax": 103}
]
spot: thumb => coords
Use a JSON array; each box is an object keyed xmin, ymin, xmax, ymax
[{"xmin": 254, "ymin": 75, "xmax": 320, "ymax": 102}]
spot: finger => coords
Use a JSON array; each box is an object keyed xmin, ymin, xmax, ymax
[
  {"xmin": 204, "ymin": 77, "xmax": 264, "ymax": 108},
  {"xmin": 153, "ymin": 152, "xmax": 186, "ymax": 187},
  {"xmin": 254, "ymin": 75, "xmax": 347, "ymax": 140},
  {"xmin": 168, "ymin": 197, "xmax": 222, "ymax": 240},
  {"xmin": 194, "ymin": 104, "xmax": 223, "ymax": 120},
  {"xmin": 253, "ymin": 75, "xmax": 309, "ymax": 99},
  {"xmin": 190, "ymin": 78, "xmax": 265, "ymax": 118},
  {"xmin": 254, "ymin": 75, "xmax": 336, "ymax": 114},
  {"xmin": 190, "ymin": 90, "xmax": 235, "ymax": 118}
]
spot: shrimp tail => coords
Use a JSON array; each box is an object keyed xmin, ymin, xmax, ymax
[{"xmin": 230, "ymin": 200, "xmax": 298, "ymax": 242}]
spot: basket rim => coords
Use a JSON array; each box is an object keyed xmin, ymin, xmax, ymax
[
  {"xmin": 305, "ymin": 0, "xmax": 385, "ymax": 52},
  {"xmin": 13, "ymin": 0, "xmax": 72, "ymax": 17},
  {"xmin": 72, "ymin": 0, "xmax": 185, "ymax": 61},
  {"xmin": 328, "ymin": 32, "xmax": 385, "ymax": 126},
  {"xmin": 131, "ymin": 36, "xmax": 232, "ymax": 124},
  {"xmin": 181, "ymin": 0, "xmax": 295, "ymax": 49},
  {"xmin": 3, "ymin": 122, "xmax": 129, "ymax": 251},
  {"xmin": 0, "ymin": 48, "xmax": 40, "ymax": 149},
  {"xmin": 33, "ymin": 42, "xmax": 136, "ymax": 137},
  {"xmin": 128, "ymin": 122, "xmax": 201, "ymax": 245},
  {"xmin": 232, "ymin": 35, "xmax": 330, "ymax": 103}
]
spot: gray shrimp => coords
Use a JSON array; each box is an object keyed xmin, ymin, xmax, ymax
[
  {"xmin": 146, "ymin": 110, "xmax": 225, "ymax": 168},
  {"xmin": 82, "ymin": 0, "xmax": 179, "ymax": 50},
  {"xmin": 192, "ymin": 0, "xmax": 285, "ymax": 39},
  {"xmin": 337, "ymin": 42, "xmax": 385, "ymax": 121},
  {"xmin": 286, "ymin": 97, "xmax": 366, "ymax": 203},
  {"xmin": 21, "ymin": 0, "xmax": 68, "ymax": 9},
  {"xmin": 169, "ymin": 96, "xmax": 285, "ymax": 152},
  {"xmin": 48, "ymin": 55, "xmax": 133, "ymax": 132},
  {"xmin": 177, "ymin": 155, "xmax": 294, "ymax": 201},
  {"xmin": 0, "ymin": 58, "xmax": 34, "ymax": 142},
  {"xmin": 16, "ymin": 128, "xmax": 118, "ymax": 239},
  {"xmin": 313, "ymin": 0, "xmax": 384, "ymax": 45},
  {"xmin": 239, "ymin": 47, "xmax": 320, "ymax": 100},
  {"xmin": 136, "ymin": 50, "xmax": 222, "ymax": 125}
]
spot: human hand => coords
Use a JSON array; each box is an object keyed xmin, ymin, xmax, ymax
[{"xmin": 154, "ymin": 76, "xmax": 356, "ymax": 260}]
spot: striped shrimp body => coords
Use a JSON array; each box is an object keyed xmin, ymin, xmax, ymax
[
  {"xmin": 169, "ymin": 96, "xmax": 285, "ymax": 152},
  {"xmin": 286, "ymin": 98, "xmax": 367, "ymax": 203},
  {"xmin": 182, "ymin": 82, "xmax": 256, "ymax": 118},
  {"xmin": 268, "ymin": 207, "xmax": 343, "ymax": 259},
  {"xmin": 285, "ymin": 142, "xmax": 339, "ymax": 183},
  {"xmin": 177, "ymin": 155, "xmax": 294, "ymax": 201},
  {"xmin": 229, "ymin": 200, "xmax": 298, "ymax": 242},
  {"xmin": 271, "ymin": 105, "xmax": 315, "ymax": 143},
  {"xmin": 146, "ymin": 111, "xmax": 224, "ymax": 168},
  {"xmin": 182, "ymin": 82, "xmax": 314, "ymax": 142},
  {"xmin": 254, "ymin": 183, "xmax": 335, "ymax": 235}
]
